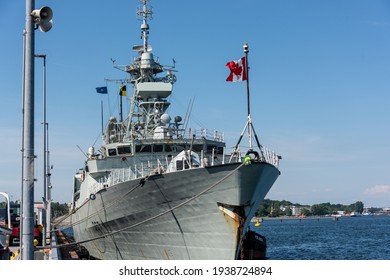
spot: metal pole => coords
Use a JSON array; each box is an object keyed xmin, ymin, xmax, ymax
[
  {"xmin": 244, "ymin": 42, "xmax": 250, "ymax": 117},
  {"xmin": 46, "ymin": 127, "xmax": 52, "ymax": 239},
  {"xmin": 243, "ymin": 42, "xmax": 252, "ymax": 150},
  {"xmin": 35, "ymin": 54, "xmax": 47, "ymax": 246},
  {"xmin": 22, "ymin": 0, "xmax": 35, "ymax": 260},
  {"xmin": 20, "ymin": 28, "xmax": 27, "ymax": 258},
  {"xmin": 43, "ymin": 55, "xmax": 47, "ymax": 245},
  {"xmin": 101, "ymin": 100, "xmax": 104, "ymax": 135},
  {"xmin": 120, "ymin": 94, "xmax": 123, "ymax": 122}
]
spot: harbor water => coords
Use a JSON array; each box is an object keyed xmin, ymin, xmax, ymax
[
  {"xmin": 60, "ymin": 216, "xmax": 390, "ymax": 260},
  {"xmin": 253, "ymin": 215, "xmax": 390, "ymax": 260}
]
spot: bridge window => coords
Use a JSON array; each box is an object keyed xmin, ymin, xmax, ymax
[
  {"xmin": 176, "ymin": 145, "xmax": 186, "ymax": 152},
  {"xmin": 154, "ymin": 145, "xmax": 163, "ymax": 153},
  {"xmin": 118, "ymin": 146, "xmax": 131, "ymax": 155},
  {"xmin": 176, "ymin": 160, "xmax": 189, "ymax": 170},
  {"xmin": 193, "ymin": 144, "xmax": 204, "ymax": 152},
  {"xmin": 136, "ymin": 145, "xmax": 152, "ymax": 153},
  {"xmin": 108, "ymin": 148, "xmax": 117, "ymax": 156}
]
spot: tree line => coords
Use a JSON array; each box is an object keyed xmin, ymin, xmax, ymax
[
  {"xmin": 256, "ymin": 199, "xmax": 372, "ymax": 217},
  {"xmin": 4, "ymin": 200, "xmax": 382, "ymax": 220},
  {"xmin": 0, "ymin": 201, "xmax": 69, "ymax": 220},
  {"xmin": 51, "ymin": 202, "xmax": 69, "ymax": 219}
]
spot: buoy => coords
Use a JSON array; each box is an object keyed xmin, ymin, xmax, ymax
[{"xmin": 254, "ymin": 219, "xmax": 261, "ymax": 227}]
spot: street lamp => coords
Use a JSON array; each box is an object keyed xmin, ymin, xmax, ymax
[{"xmin": 21, "ymin": 0, "xmax": 53, "ymax": 260}]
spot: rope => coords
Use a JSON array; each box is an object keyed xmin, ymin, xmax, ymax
[
  {"xmin": 51, "ymin": 198, "xmax": 89, "ymax": 228},
  {"xmin": 38, "ymin": 163, "xmax": 243, "ymax": 250}
]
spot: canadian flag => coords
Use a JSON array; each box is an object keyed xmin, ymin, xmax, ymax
[{"xmin": 226, "ymin": 57, "xmax": 247, "ymax": 82}]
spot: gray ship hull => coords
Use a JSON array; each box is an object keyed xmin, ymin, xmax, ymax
[{"xmin": 71, "ymin": 161, "xmax": 279, "ymax": 260}]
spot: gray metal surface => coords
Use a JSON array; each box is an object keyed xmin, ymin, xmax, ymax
[{"xmin": 72, "ymin": 162, "xmax": 279, "ymax": 259}]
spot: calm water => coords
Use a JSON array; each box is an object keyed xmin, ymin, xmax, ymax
[
  {"xmin": 63, "ymin": 216, "xmax": 390, "ymax": 260},
  {"xmin": 252, "ymin": 216, "xmax": 390, "ymax": 260}
]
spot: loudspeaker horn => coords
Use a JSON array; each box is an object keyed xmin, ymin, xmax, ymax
[{"xmin": 31, "ymin": 6, "xmax": 53, "ymax": 32}]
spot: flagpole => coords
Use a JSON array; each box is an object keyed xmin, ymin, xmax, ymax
[
  {"xmin": 101, "ymin": 100, "xmax": 104, "ymax": 135},
  {"xmin": 120, "ymin": 92, "xmax": 123, "ymax": 122},
  {"xmin": 119, "ymin": 85, "xmax": 126, "ymax": 122},
  {"xmin": 244, "ymin": 42, "xmax": 250, "ymax": 118},
  {"xmin": 243, "ymin": 42, "xmax": 253, "ymax": 150}
]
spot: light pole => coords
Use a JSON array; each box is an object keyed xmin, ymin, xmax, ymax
[
  {"xmin": 46, "ymin": 128, "xmax": 52, "ymax": 241},
  {"xmin": 35, "ymin": 53, "xmax": 47, "ymax": 246},
  {"xmin": 22, "ymin": 0, "xmax": 52, "ymax": 260}
]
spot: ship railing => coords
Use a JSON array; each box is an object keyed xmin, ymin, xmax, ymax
[
  {"xmin": 88, "ymin": 151, "xmax": 223, "ymax": 195},
  {"xmin": 107, "ymin": 125, "xmax": 224, "ymax": 143},
  {"xmin": 88, "ymin": 146, "xmax": 280, "ymax": 197},
  {"xmin": 185, "ymin": 128, "xmax": 224, "ymax": 142},
  {"xmin": 260, "ymin": 145, "xmax": 281, "ymax": 168},
  {"xmin": 88, "ymin": 181, "xmax": 107, "ymax": 197},
  {"xmin": 88, "ymin": 161, "xmax": 167, "ymax": 195},
  {"xmin": 169, "ymin": 127, "xmax": 224, "ymax": 142},
  {"xmin": 229, "ymin": 145, "xmax": 280, "ymax": 168},
  {"xmin": 107, "ymin": 165, "xmax": 146, "ymax": 186}
]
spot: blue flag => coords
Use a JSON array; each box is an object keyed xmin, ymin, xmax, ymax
[{"xmin": 96, "ymin": 86, "xmax": 108, "ymax": 94}]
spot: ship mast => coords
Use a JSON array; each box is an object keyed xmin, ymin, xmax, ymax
[
  {"xmin": 137, "ymin": 0, "xmax": 153, "ymax": 53},
  {"xmin": 105, "ymin": 0, "xmax": 176, "ymax": 142}
]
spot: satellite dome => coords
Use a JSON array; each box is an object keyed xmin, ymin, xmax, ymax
[{"xmin": 160, "ymin": 114, "xmax": 171, "ymax": 125}]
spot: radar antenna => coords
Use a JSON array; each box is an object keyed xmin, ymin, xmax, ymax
[{"xmin": 137, "ymin": 0, "xmax": 153, "ymax": 53}]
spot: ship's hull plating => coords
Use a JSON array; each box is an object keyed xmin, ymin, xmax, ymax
[{"xmin": 71, "ymin": 162, "xmax": 279, "ymax": 259}]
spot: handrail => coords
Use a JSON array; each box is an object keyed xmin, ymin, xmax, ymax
[
  {"xmin": 105, "ymin": 122, "xmax": 225, "ymax": 144},
  {"xmin": 88, "ymin": 144, "xmax": 279, "ymax": 198}
]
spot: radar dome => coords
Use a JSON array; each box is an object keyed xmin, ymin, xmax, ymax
[{"xmin": 160, "ymin": 114, "xmax": 171, "ymax": 125}]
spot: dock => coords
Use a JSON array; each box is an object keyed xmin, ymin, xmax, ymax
[{"xmin": 7, "ymin": 228, "xmax": 89, "ymax": 260}]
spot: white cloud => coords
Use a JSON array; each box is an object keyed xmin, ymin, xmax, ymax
[{"xmin": 363, "ymin": 185, "xmax": 390, "ymax": 196}]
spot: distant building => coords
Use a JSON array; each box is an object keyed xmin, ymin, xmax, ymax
[
  {"xmin": 383, "ymin": 207, "xmax": 390, "ymax": 215},
  {"xmin": 34, "ymin": 201, "xmax": 44, "ymax": 225},
  {"xmin": 291, "ymin": 206, "xmax": 302, "ymax": 216}
]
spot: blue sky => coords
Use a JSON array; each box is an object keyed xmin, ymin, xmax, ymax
[{"xmin": 0, "ymin": 0, "xmax": 389, "ymax": 207}]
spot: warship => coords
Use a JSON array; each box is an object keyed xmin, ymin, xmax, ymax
[{"xmin": 70, "ymin": 0, "xmax": 281, "ymax": 260}]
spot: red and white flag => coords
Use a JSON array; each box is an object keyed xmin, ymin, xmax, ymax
[{"xmin": 226, "ymin": 57, "xmax": 247, "ymax": 82}]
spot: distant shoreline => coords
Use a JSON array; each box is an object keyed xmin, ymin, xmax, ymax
[
  {"xmin": 252, "ymin": 215, "xmax": 389, "ymax": 222},
  {"xmin": 252, "ymin": 216, "xmax": 337, "ymax": 222}
]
